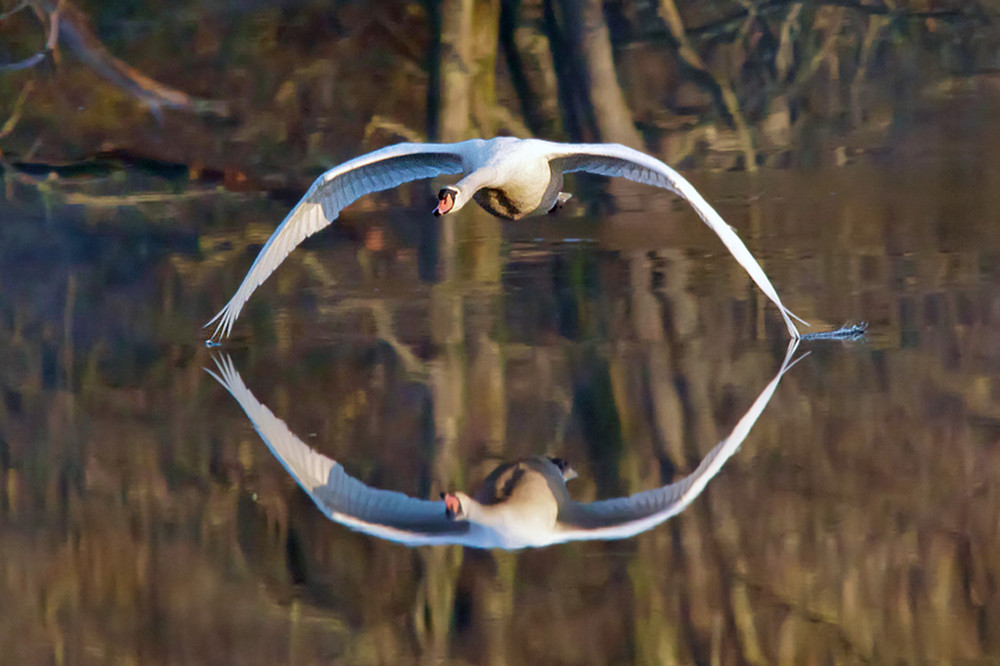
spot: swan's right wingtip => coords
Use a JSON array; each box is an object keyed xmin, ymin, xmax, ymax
[
  {"xmin": 788, "ymin": 310, "xmax": 810, "ymax": 327},
  {"xmin": 779, "ymin": 305, "xmax": 810, "ymax": 340}
]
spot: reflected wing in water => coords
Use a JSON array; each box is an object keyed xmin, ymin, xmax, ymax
[
  {"xmin": 548, "ymin": 142, "xmax": 807, "ymax": 339},
  {"xmin": 554, "ymin": 340, "xmax": 804, "ymax": 542},
  {"xmin": 206, "ymin": 356, "xmax": 470, "ymax": 546}
]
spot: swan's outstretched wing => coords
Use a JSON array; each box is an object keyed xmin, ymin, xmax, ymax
[
  {"xmin": 553, "ymin": 340, "xmax": 804, "ymax": 542},
  {"xmin": 207, "ymin": 143, "xmax": 466, "ymax": 340},
  {"xmin": 545, "ymin": 142, "xmax": 806, "ymax": 339},
  {"xmin": 206, "ymin": 356, "xmax": 470, "ymax": 545}
]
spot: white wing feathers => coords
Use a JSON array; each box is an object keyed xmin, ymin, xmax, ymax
[
  {"xmin": 206, "ymin": 143, "xmax": 466, "ymax": 340},
  {"xmin": 547, "ymin": 142, "xmax": 807, "ymax": 339},
  {"xmin": 206, "ymin": 356, "xmax": 467, "ymax": 545},
  {"xmin": 555, "ymin": 339, "xmax": 803, "ymax": 541}
]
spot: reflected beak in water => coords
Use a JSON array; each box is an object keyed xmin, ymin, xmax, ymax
[
  {"xmin": 443, "ymin": 492, "xmax": 461, "ymax": 519},
  {"xmin": 433, "ymin": 190, "xmax": 454, "ymax": 216}
]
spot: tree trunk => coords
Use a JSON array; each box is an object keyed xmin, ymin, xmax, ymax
[
  {"xmin": 500, "ymin": 0, "xmax": 563, "ymax": 137},
  {"xmin": 574, "ymin": 0, "xmax": 643, "ymax": 147},
  {"xmin": 556, "ymin": 0, "xmax": 642, "ymax": 147},
  {"xmin": 435, "ymin": 0, "xmax": 501, "ymax": 141}
]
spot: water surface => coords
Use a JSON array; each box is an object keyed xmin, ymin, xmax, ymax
[{"xmin": 1, "ymin": 94, "xmax": 999, "ymax": 664}]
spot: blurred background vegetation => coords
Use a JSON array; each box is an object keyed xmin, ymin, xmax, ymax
[
  {"xmin": 3, "ymin": 1, "xmax": 1000, "ymax": 665},
  {"xmin": 2, "ymin": 0, "xmax": 999, "ymax": 182}
]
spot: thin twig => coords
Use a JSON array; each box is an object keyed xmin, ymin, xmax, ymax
[
  {"xmin": 0, "ymin": 0, "xmax": 29, "ymax": 20},
  {"xmin": 0, "ymin": 0, "xmax": 59, "ymax": 71},
  {"xmin": 689, "ymin": 0, "xmax": 983, "ymax": 39},
  {"xmin": 59, "ymin": 190, "xmax": 223, "ymax": 206},
  {"xmin": 45, "ymin": 0, "xmax": 63, "ymax": 51},
  {"xmin": 0, "ymin": 52, "xmax": 46, "ymax": 71},
  {"xmin": 0, "ymin": 80, "xmax": 35, "ymax": 140},
  {"xmin": 3, "ymin": 0, "xmax": 229, "ymax": 117}
]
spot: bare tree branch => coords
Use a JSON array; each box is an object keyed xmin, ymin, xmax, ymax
[
  {"xmin": 689, "ymin": 0, "xmax": 983, "ymax": 39},
  {"xmin": 0, "ymin": 51, "xmax": 46, "ymax": 71},
  {"xmin": 2, "ymin": 0, "xmax": 230, "ymax": 117},
  {"xmin": 0, "ymin": 80, "xmax": 34, "ymax": 140},
  {"xmin": 0, "ymin": 0, "xmax": 29, "ymax": 21},
  {"xmin": 48, "ymin": 1, "xmax": 229, "ymax": 117},
  {"xmin": 658, "ymin": 0, "xmax": 758, "ymax": 170},
  {"xmin": 0, "ymin": 0, "xmax": 58, "ymax": 71}
]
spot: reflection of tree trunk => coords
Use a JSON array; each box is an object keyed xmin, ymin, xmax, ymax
[
  {"xmin": 475, "ymin": 550, "xmax": 517, "ymax": 666},
  {"xmin": 414, "ymin": 208, "xmax": 507, "ymax": 663},
  {"xmin": 652, "ymin": 251, "xmax": 769, "ymax": 664},
  {"xmin": 628, "ymin": 246, "xmax": 763, "ymax": 661},
  {"xmin": 624, "ymin": 250, "xmax": 688, "ymax": 663},
  {"xmin": 631, "ymin": 531, "xmax": 682, "ymax": 665},
  {"xmin": 414, "ymin": 216, "xmax": 466, "ymax": 664},
  {"xmin": 849, "ymin": 15, "xmax": 889, "ymax": 127}
]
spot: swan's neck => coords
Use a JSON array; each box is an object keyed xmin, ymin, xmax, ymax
[
  {"xmin": 452, "ymin": 167, "xmax": 502, "ymax": 212},
  {"xmin": 460, "ymin": 495, "xmax": 487, "ymax": 522}
]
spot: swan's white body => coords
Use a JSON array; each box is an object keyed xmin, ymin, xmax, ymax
[
  {"xmin": 205, "ymin": 137, "xmax": 805, "ymax": 341},
  {"xmin": 206, "ymin": 340, "xmax": 802, "ymax": 549}
]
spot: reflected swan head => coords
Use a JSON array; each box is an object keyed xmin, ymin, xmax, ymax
[
  {"xmin": 546, "ymin": 456, "xmax": 577, "ymax": 481},
  {"xmin": 442, "ymin": 491, "xmax": 471, "ymax": 520}
]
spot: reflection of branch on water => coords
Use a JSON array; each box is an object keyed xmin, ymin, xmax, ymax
[
  {"xmin": 789, "ymin": 6, "xmax": 846, "ymax": 93},
  {"xmin": 58, "ymin": 189, "xmax": 223, "ymax": 207},
  {"xmin": 850, "ymin": 15, "xmax": 889, "ymax": 125},
  {"xmin": 0, "ymin": 156, "xmax": 226, "ymax": 206},
  {"xmin": 334, "ymin": 298, "xmax": 428, "ymax": 378},
  {"xmin": 728, "ymin": 570, "xmax": 876, "ymax": 663}
]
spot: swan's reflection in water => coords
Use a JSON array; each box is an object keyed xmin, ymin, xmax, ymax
[{"xmin": 207, "ymin": 340, "xmax": 804, "ymax": 549}]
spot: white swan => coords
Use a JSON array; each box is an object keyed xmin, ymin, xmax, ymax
[
  {"xmin": 206, "ymin": 137, "xmax": 806, "ymax": 340},
  {"xmin": 205, "ymin": 340, "xmax": 803, "ymax": 549}
]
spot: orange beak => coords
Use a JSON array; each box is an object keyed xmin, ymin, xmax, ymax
[
  {"xmin": 433, "ymin": 191, "xmax": 454, "ymax": 216},
  {"xmin": 443, "ymin": 492, "xmax": 461, "ymax": 518}
]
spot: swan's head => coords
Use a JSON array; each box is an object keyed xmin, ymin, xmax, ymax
[
  {"xmin": 433, "ymin": 186, "xmax": 463, "ymax": 216},
  {"xmin": 546, "ymin": 456, "xmax": 578, "ymax": 482},
  {"xmin": 442, "ymin": 491, "xmax": 473, "ymax": 520}
]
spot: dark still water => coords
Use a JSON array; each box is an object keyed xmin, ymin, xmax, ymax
[{"xmin": 2, "ymin": 97, "xmax": 999, "ymax": 664}]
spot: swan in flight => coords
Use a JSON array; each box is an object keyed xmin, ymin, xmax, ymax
[
  {"xmin": 205, "ymin": 341, "xmax": 803, "ymax": 549},
  {"xmin": 205, "ymin": 137, "xmax": 806, "ymax": 341}
]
